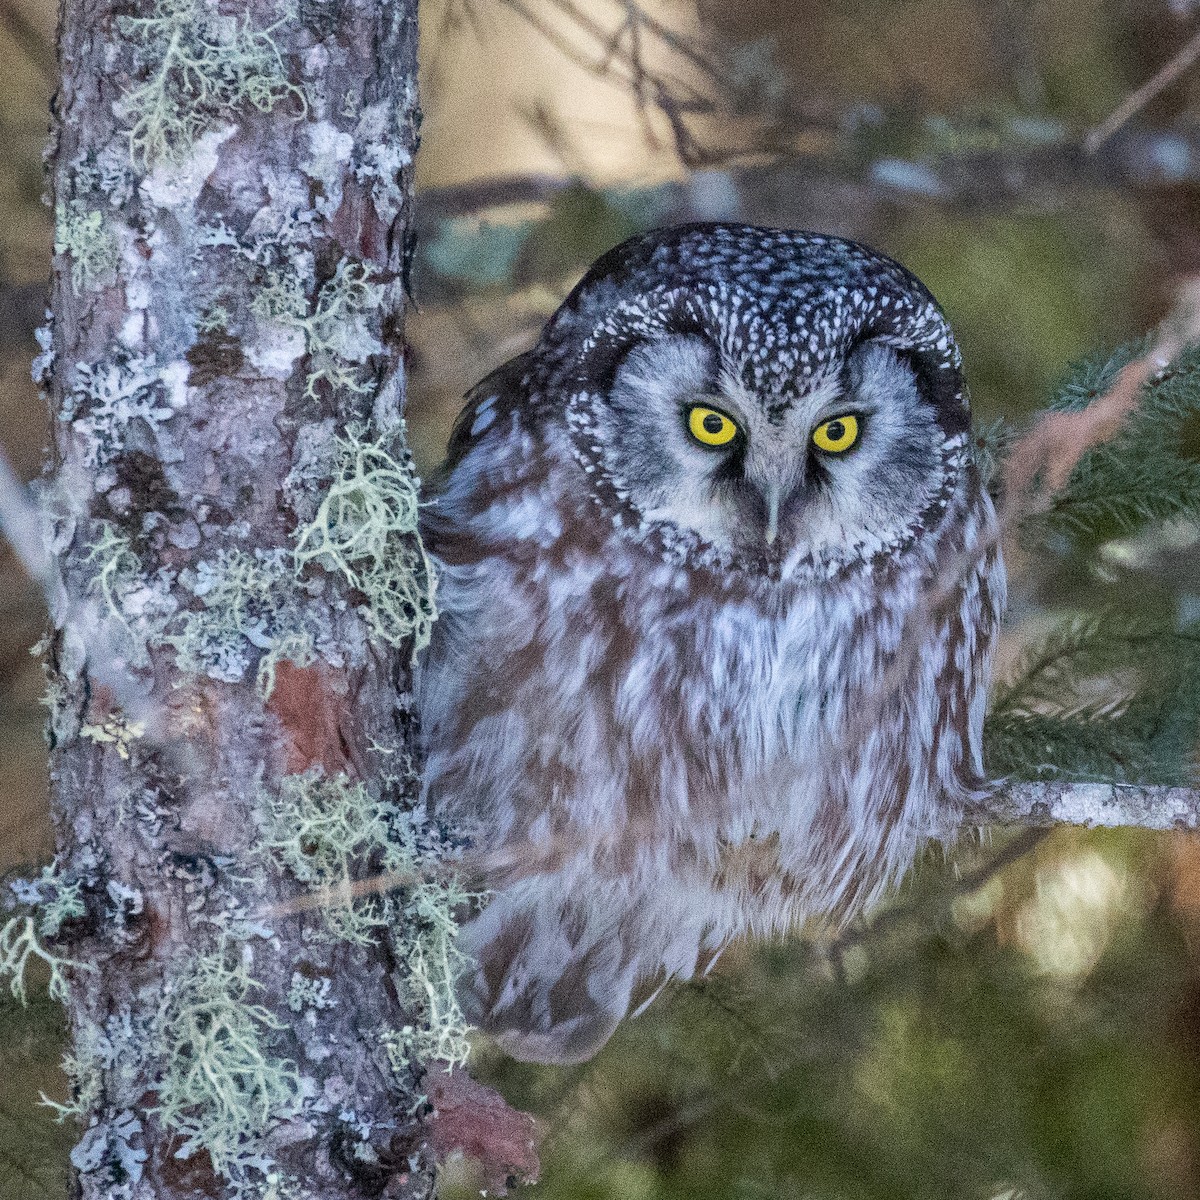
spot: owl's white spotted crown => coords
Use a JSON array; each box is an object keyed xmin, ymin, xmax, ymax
[{"xmin": 537, "ymin": 223, "xmax": 967, "ymax": 422}]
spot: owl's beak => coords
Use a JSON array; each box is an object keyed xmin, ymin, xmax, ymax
[{"xmin": 764, "ymin": 482, "xmax": 781, "ymax": 546}]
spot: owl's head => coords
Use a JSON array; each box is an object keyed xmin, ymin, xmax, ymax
[{"xmin": 535, "ymin": 224, "xmax": 974, "ymax": 577}]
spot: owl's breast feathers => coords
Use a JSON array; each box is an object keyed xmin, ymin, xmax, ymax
[{"xmin": 416, "ymin": 365, "xmax": 1002, "ymax": 1063}]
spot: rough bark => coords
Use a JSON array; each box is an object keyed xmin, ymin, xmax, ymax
[{"xmin": 33, "ymin": 0, "xmax": 457, "ymax": 1196}]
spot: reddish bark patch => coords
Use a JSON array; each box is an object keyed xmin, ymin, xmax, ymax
[
  {"xmin": 266, "ymin": 661, "xmax": 357, "ymax": 777},
  {"xmin": 424, "ymin": 1068, "xmax": 540, "ymax": 1194},
  {"xmin": 155, "ymin": 1138, "xmax": 222, "ymax": 1198}
]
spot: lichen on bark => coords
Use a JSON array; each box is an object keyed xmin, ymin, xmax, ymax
[{"xmin": 39, "ymin": 1, "xmax": 441, "ymax": 1196}]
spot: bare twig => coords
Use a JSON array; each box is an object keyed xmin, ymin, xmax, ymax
[
  {"xmin": 970, "ymin": 781, "xmax": 1200, "ymax": 830},
  {"xmin": 1086, "ymin": 24, "xmax": 1200, "ymax": 152},
  {"xmin": 254, "ymin": 865, "xmax": 426, "ymax": 922},
  {"xmin": 829, "ymin": 827, "xmax": 1053, "ymax": 963},
  {"xmin": 492, "ymin": 0, "xmax": 762, "ymax": 166},
  {"xmin": 0, "ymin": 445, "xmax": 164, "ymax": 740}
]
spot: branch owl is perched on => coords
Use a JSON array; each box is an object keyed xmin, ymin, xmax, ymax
[{"xmin": 418, "ymin": 223, "xmax": 1005, "ymax": 1064}]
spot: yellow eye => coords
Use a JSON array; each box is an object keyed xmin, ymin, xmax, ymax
[
  {"xmin": 811, "ymin": 413, "xmax": 860, "ymax": 455},
  {"xmin": 687, "ymin": 406, "xmax": 739, "ymax": 448}
]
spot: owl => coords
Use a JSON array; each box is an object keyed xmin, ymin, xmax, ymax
[{"xmin": 417, "ymin": 223, "xmax": 1004, "ymax": 1064}]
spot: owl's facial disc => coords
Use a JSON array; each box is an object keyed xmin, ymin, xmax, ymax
[{"xmin": 594, "ymin": 333, "xmax": 952, "ymax": 567}]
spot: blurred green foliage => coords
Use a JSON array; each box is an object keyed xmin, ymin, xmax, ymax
[
  {"xmin": 452, "ymin": 830, "xmax": 1198, "ymax": 1200},
  {"xmin": 892, "ymin": 209, "xmax": 1148, "ymax": 424}
]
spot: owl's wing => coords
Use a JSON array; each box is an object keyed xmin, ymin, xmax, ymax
[
  {"xmin": 421, "ymin": 351, "xmax": 541, "ymax": 570},
  {"xmin": 438, "ymin": 351, "xmax": 535, "ymax": 475},
  {"xmin": 935, "ymin": 490, "xmax": 1007, "ymax": 800}
]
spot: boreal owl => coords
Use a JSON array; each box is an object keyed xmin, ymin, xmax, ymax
[{"xmin": 417, "ymin": 223, "xmax": 1005, "ymax": 1064}]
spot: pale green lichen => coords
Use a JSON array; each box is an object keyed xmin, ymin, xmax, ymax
[
  {"xmin": 32, "ymin": 869, "xmax": 87, "ymax": 939},
  {"xmin": 262, "ymin": 771, "xmax": 404, "ymax": 945},
  {"xmin": 167, "ymin": 547, "xmax": 298, "ymax": 683},
  {"xmin": 68, "ymin": 354, "xmax": 177, "ymax": 463},
  {"xmin": 293, "ymin": 423, "xmax": 436, "ymax": 653},
  {"xmin": 117, "ymin": 0, "xmax": 303, "ymax": 168},
  {"xmin": 84, "ymin": 522, "xmax": 141, "ymax": 629},
  {"xmin": 285, "ymin": 972, "xmax": 334, "ymax": 1014},
  {"xmin": 40, "ymin": 1017, "xmax": 107, "ymax": 1124},
  {"xmin": 349, "ymin": 101, "xmax": 413, "ymax": 224},
  {"xmin": 250, "ymin": 259, "xmax": 384, "ymax": 400},
  {"xmin": 0, "ymin": 864, "xmax": 91, "ymax": 1005},
  {"xmin": 255, "ymin": 629, "xmax": 317, "ymax": 700},
  {"xmin": 263, "ymin": 770, "xmax": 472, "ymax": 1069},
  {"xmin": 84, "ymin": 533, "xmax": 320, "ymax": 692},
  {"xmin": 154, "ymin": 946, "xmax": 302, "ymax": 1180},
  {"xmin": 54, "ymin": 199, "xmax": 119, "ymax": 294},
  {"xmin": 0, "ymin": 916, "xmax": 91, "ymax": 1005},
  {"xmin": 384, "ymin": 870, "xmax": 473, "ymax": 1071},
  {"xmin": 81, "ymin": 520, "xmax": 173, "ymax": 666},
  {"xmin": 199, "ymin": 301, "xmax": 232, "ymax": 333}
]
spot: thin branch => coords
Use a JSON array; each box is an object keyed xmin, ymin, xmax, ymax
[
  {"xmin": 969, "ymin": 781, "xmax": 1200, "ymax": 830},
  {"xmin": 492, "ymin": 0, "xmax": 764, "ymax": 166},
  {"xmin": 1085, "ymin": 24, "xmax": 1200, "ymax": 152},
  {"xmin": 1002, "ymin": 275, "xmax": 1200, "ymax": 504},
  {"xmin": 0, "ymin": 444, "xmax": 166, "ymax": 742},
  {"xmin": 407, "ymin": 122, "xmax": 1200, "ymax": 254},
  {"xmin": 829, "ymin": 827, "xmax": 1053, "ymax": 963}
]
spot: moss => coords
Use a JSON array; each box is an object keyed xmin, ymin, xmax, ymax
[
  {"xmin": 117, "ymin": 0, "xmax": 303, "ymax": 168},
  {"xmin": 153, "ymin": 946, "xmax": 303, "ymax": 1182},
  {"xmin": 293, "ymin": 423, "xmax": 436, "ymax": 653},
  {"xmin": 54, "ymin": 200, "xmax": 119, "ymax": 294},
  {"xmin": 250, "ymin": 259, "xmax": 385, "ymax": 401}
]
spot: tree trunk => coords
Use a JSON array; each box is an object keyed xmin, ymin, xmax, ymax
[{"xmin": 37, "ymin": 0, "xmax": 448, "ymax": 1195}]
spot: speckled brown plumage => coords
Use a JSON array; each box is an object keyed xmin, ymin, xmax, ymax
[{"xmin": 418, "ymin": 223, "xmax": 1005, "ymax": 1063}]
